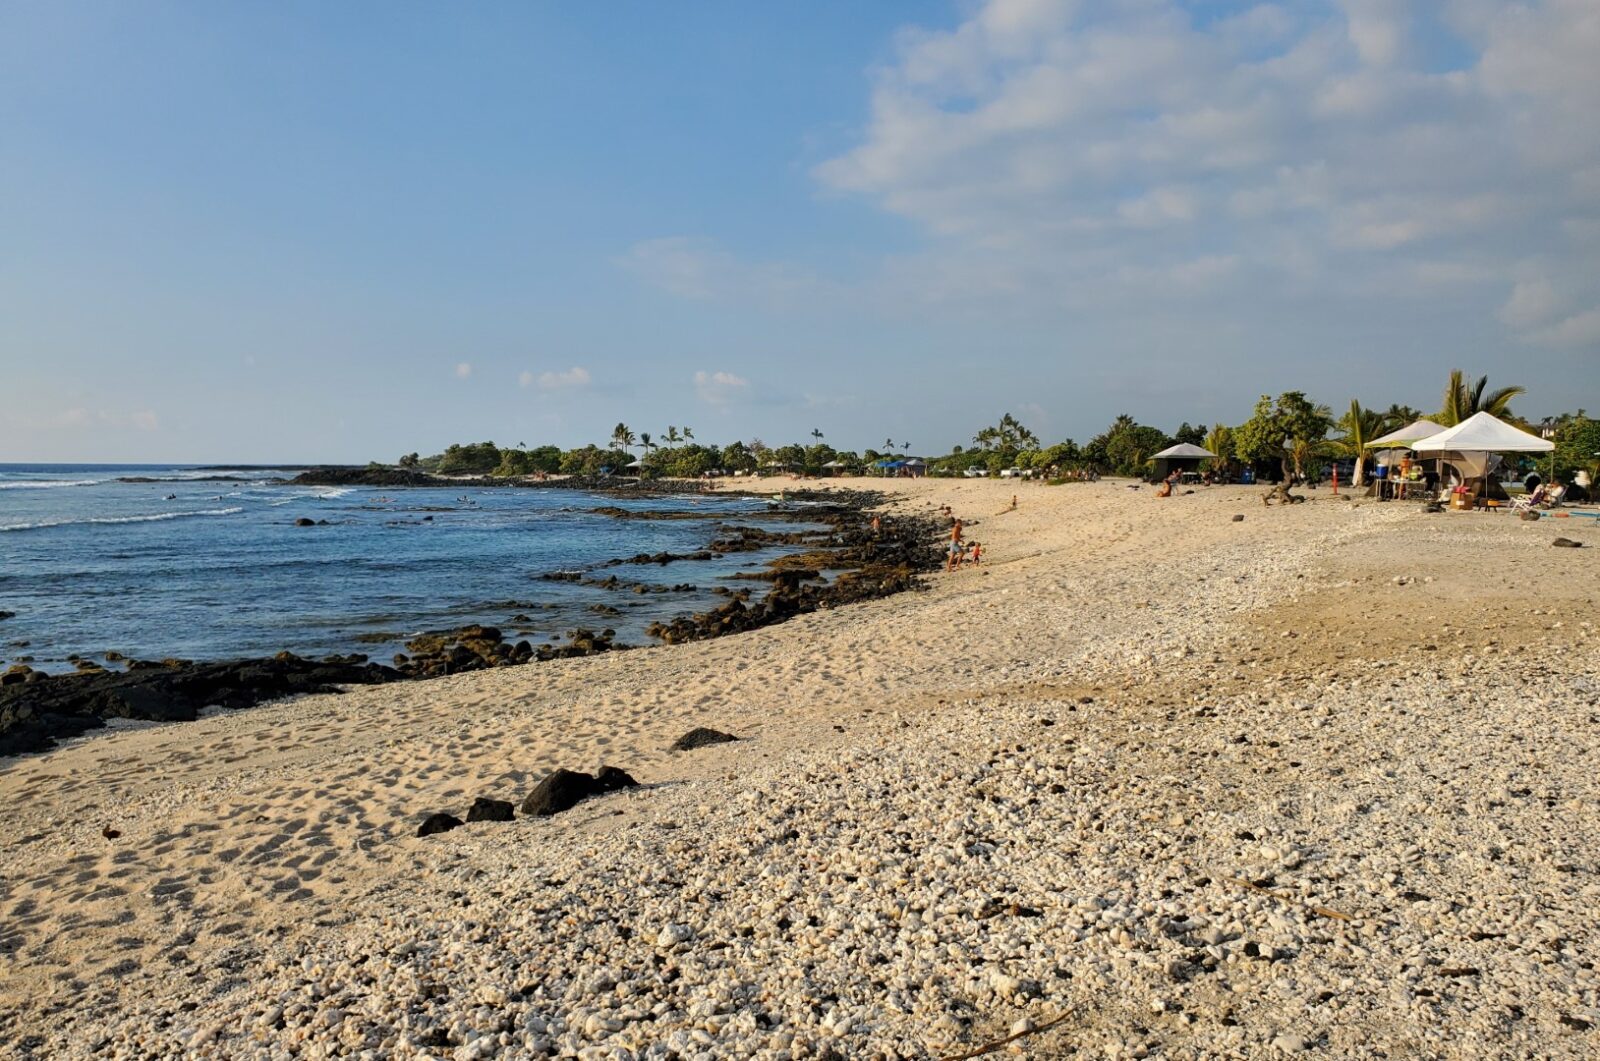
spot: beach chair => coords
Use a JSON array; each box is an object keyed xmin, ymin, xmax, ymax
[{"xmin": 1510, "ymin": 486, "xmax": 1545, "ymax": 513}]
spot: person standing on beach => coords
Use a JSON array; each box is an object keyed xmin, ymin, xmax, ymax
[{"xmin": 947, "ymin": 518, "xmax": 964, "ymax": 571}]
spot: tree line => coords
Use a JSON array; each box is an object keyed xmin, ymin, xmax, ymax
[{"xmin": 393, "ymin": 369, "xmax": 1598, "ymax": 487}]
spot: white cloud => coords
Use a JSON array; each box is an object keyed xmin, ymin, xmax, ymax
[
  {"xmin": 805, "ymin": 0, "xmax": 1600, "ymax": 350},
  {"xmin": 518, "ymin": 370, "xmax": 535, "ymax": 388},
  {"xmin": 538, "ymin": 366, "xmax": 591, "ymax": 390},
  {"xmin": 694, "ymin": 370, "xmax": 749, "ymax": 406},
  {"xmin": 620, "ymin": 237, "xmax": 840, "ymax": 308},
  {"xmin": 455, "ymin": 362, "xmax": 472, "ymax": 379},
  {"xmin": 1529, "ymin": 307, "xmax": 1600, "ymax": 348},
  {"xmin": 1499, "ymin": 278, "xmax": 1560, "ymax": 328}
]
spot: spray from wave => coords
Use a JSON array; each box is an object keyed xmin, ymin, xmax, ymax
[
  {"xmin": 0, "ymin": 479, "xmax": 104, "ymax": 490},
  {"xmin": 0, "ymin": 507, "xmax": 244, "ymax": 533}
]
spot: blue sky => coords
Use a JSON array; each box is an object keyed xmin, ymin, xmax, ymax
[{"xmin": 2, "ymin": 1, "xmax": 1596, "ymax": 462}]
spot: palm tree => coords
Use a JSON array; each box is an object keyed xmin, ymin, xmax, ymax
[
  {"xmin": 639, "ymin": 431, "xmax": 654, "ymax": 466},
  {"xmin": 664, "ymin": 426, "xmax": 681, "ymax": 446},
  {"xmin": 1440, "ymin": 370, "xmax": 1525, "ymax": 427},
  {"xmin": 1334, "ymin": 400, "xmax": 1392, "ymax": 487},
  {"xmin": 1383, "ymin": 403, "xmax": 1423, "ymax": 426},
  {"xmin": 884, "ymin": 437, "xmax": 895, "ymax": 453},
  {"xmin": 681, "ymin": 426, "xmax": 694, "ymax": 442},
  {"xmin": 611, "ymin": 423, "xmax": 636, "ymax": 471},
  {"xmin": 811, "ymin": 428, "xmax": 824, "ymax": 442}
]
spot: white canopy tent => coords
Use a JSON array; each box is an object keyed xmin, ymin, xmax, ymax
[
  {"xmin": 1411, "ymin": 412, "xmax": 1553, "ymax": 455},
  {"xmin": 1150, "ymin": 443, "xmax": 1217, "ymax": 460},
  {"xmin": 1365, "ymin": 419, "xmax": 1445, "ymax": 449},
  {"xmin": 1411, "ymin": 412, "xmax": 1553, "ymax": 499},
  {"xmin": 1149, "ymin": 442, "xmax": 1216, "ymax": 481}
]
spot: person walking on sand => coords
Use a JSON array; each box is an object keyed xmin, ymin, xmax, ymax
[
  {"xmin": 1010, "ymin": 495, "xmax": 1017, "ymax": 511},
  {"xmin": 947, "ymin": 518, "xmax": 964, "ymax": 571}
]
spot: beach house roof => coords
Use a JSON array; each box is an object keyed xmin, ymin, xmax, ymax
[
  {"xmin": 1410, "ymin": 411, "xmax": 1553, "ymax": 453},
  {"xmin": 1365, "ymin": 419, "xmax": 1445, "ymax": 448},
  {"xmin": 1149, "ymin": 443, "xmax": 1216, "ymax": 460}
]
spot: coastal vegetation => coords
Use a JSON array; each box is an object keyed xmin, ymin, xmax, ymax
[{"xmin": 394, "ymin": 369, "xmax": 1593, "ymax": 487}]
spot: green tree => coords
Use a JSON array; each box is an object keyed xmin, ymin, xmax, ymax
[
  {"xmin": 720, "ymin": 440, "xmax": 756, "ymax": 473},
  {"xmin": 397, "ymin": 452, "xmax": 420, "ymax": 469},
  {"xmin": 1174, "ymin": 422, "xmax": 1207, "ymax": 446},
  {"xmin": 612, "ymin": 422, "xmax": 636, "ymax": 452},
  {"xmin": 1383, "ymin": 403, "xmax": 1424, "ymax": 426},
  {"xmin": 972, "ymin": 413, "xmax": 1039, "ymax": 452},
  {"xmin": 1235, "ymin": 393, "xmax": 1332, "ymax": 481},
  {"xmin": 1333, "ymin": 400, "xmax": 1393, "ymax": 487},
  {"xmin": 1439, "ymin": 370, "xmax": 1524, "ymax": 427},
  {"xmin": 1087, "ymin": 414, "xmax": 1171, "ymax": 476},
  {"xmin": 1551, "ymin": 413, "xmax": 1600, "ymax": 487},
  {"xmin": 436, "ymin": 441, "xmax": 502, "ymax": 475},
  {"xmin": 1203, "ymin": 424, "xmax": 1235, "ymax": 475}
]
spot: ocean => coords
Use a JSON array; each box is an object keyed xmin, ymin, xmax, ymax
[{"xmin": 0, "ymin": 464, "xmax": 799, "ymax": 672}]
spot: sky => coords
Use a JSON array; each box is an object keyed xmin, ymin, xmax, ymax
[{"xmin": 1, "ymin": 0, "xmax": 1597, "ymax": 463}]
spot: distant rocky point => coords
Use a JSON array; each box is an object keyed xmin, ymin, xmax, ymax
[{"xmin": 290, "ymin": 466, "xmax": 443, "ymax": 487}]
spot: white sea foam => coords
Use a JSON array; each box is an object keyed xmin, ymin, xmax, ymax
[
  {"xmin": 0, "ymin": 478, "xmax": 103, "ymax": 489},
  {"xmin": 0, "ymin": 507, "xmax": 245, "ymax": 532}
]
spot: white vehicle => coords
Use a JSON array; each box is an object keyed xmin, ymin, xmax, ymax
[
  {"xmin": 999, "ymin": 467, "xmax": 1024, "ymax": 478},
  {"xmin": 963, "ymin": 468, "xmax": 989, "ymax": 478}
]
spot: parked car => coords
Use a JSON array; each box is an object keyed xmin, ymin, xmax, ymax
[{"xmin": 963, "ymin": 468, "xmax": 989, "ymax": 478}]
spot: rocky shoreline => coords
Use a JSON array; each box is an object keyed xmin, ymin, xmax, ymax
[
  {"xmin": 289, "ymin": 466, "xmax": 738, "ymax": 494},
  {"xmin": 0, "ymin": 491, "xmax": 939, "ymax": 757}
]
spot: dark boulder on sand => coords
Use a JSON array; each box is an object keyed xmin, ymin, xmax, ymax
[
  {"xmin": 417, "ymin": 812, "xmax": 464, "ymax": 837},
  {"xmin": 521, "ymin": 766, "xmax": 639, "ymax": 817},
  {"xmin": 1552, "ymin": 537, "xmax": 1583, "ymax": 548},
  {"xmin": 466, "ymin": 797, "xmax": 515, "ymax": 823},
  {"xmin": 670, "ymin": 727, "xmax": 740, "ymax": 752}
]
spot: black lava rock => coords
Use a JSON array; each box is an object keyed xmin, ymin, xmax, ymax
[
  {"xmin": 593, "ymin": 765, "xmax": 639, "ymax": 792},
  {"xmin": 670, "ymin": 727, "xmax": 740, "ymax": 752},
  {"xmin": 521, "ymin": 766, "xmax": 639, "ymax": 817},
  {"xmin": 465, "ymin": 797, "xmax": 515, "ymax": 823},
  {"xmin": 0, "ymin": 656, "xmax": 400, "ymax": 757},
  {"xmin": 417, "ymin": 812, "xmax": 464, "ymax": 837},
  {"xmin": 1552, "ymin": 537, "xmax": 1583, "ymax": 548}
]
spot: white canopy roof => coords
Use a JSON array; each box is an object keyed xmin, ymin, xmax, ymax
[
  {"xmin": 1150, "ymin": 442, "xmax": 1216, "ymax": 460},
  {"xmin": 1365, "ymin": 419, "xmax": 1445, "ymax": 448},
  {"xmin": 1411, "ymin": 411, "xmax": 1553, "ymax": 453}
]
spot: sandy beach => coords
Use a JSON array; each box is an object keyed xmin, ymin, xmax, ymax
[{"xmin": 2, "ymin": 478, "xmax": 1597, "ymax": 1059}]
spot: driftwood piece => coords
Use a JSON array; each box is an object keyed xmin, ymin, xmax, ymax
[
  {"xmin": 1261, "ymin": 483, "xmax": 1307, "ymax": 506},
  {"xmin": 936, "ymin": 1009, "xmax": 1079, "ymax": 1061},
  {"xmin": 1231, "ymin": 876, "xmax": 1354, "ymax": 922}
]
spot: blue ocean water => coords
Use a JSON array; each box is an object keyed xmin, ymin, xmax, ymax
[{"xmin": 0, "ymin": 464, "xmax": 794, "ymax": 672}]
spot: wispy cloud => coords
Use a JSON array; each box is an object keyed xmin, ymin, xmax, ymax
[
  {"xmin": 537, "ymin": 366, "xmax": 591, "ymax": 390},
  {"xmin": 694, "ymin": 370, "xmax": 749, "ymax": 406},
  {"xmin": 455, "ymin": 362, "xmax": 472, "ymax": 379},
  {"xmin": 620, "ymin": 237, "xmax": 840, "ymax": 308}
]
